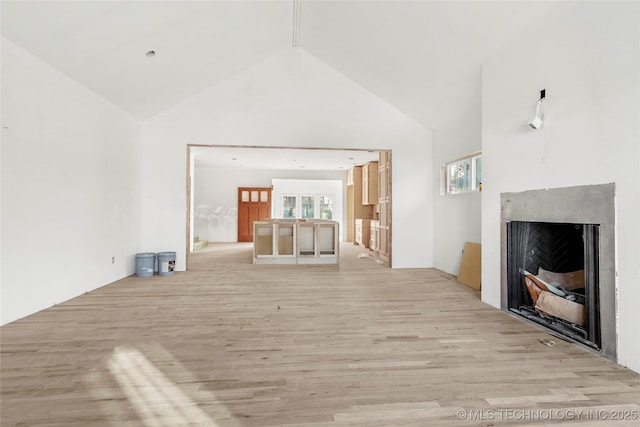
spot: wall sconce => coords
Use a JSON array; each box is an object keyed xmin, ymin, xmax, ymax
[{"xmin": 528, "ymin": 89, "xmax": 546, "ymax": 129}]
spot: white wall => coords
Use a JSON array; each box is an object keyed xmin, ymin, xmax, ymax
[
  {"xmin": 143, "ymin": 48, "xmax": 433, "ymax": 269},
  {"xmin": 1, "ymin": 38, "xmax": 144, "ymax": 325},
  {"xmin": 271, "ymin": 177, "xmax": 343, "ymax": 227},
  {"xmin": 481, "ymin": 2, "xmax": 640, "ymax": 372},
  {"xmin": 432, "ymin": 72, "xmax": 483, "ymax": 275},
  {"xmin": 194, "ymin": 168, "xmax": 345, "ymax": 242}
]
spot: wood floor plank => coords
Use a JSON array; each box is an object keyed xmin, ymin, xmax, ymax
[{"xmin": 2, "ymin": 242, "xmax": 639, "ymax": 426}]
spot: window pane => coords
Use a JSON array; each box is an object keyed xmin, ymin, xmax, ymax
[
  {"xmin": 260, "ymin": 191, "xmax": 269, "ymax": 202},
  {"xmin": 475, "ymin": 157, "xmax": 482, "ymax": 191},
  {"xmin": 448, "ymin": 159, "xmax": 471, "ymax": 194},
  {"xmin": 251, "ymin": 191, "xmax": 259, "ymax": 202},
  {"xmin": 282, "ymin": 196, "xmax": 296, "ymax": 218},
  {"xmin": 320, "ymin": 196, "xmax": 333, "ymax": 220},
  {"xmin": 241, "ymin": 190, "xmax": 250, "ymax": 202},
  {"xmin": 301, "ymin": 196, "xmax": 314, "ymax": 219}
]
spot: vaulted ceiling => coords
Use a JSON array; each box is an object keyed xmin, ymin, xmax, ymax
[
  {"xmin": 1, "ymin": 1, "xmax": 562, "ymax": 129},
  {"xmin": 1, "ymin": 1, "xmax": 292, "ymax": 119}
]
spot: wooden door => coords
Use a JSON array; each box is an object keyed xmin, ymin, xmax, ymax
[{"xmin": 238, "ymin": 187, "xmax": 271, "ymax": 242}]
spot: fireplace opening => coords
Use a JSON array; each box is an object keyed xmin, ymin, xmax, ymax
[{"xmin": 506, "ymin": 221, "xmax": 601, "ymax": 350}]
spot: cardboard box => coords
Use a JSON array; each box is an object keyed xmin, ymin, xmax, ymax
[
  {"xmin": 535, "ymin": 290, "xmax": 586, "ymax": 326},
  {"xmin": 524, "ymin": 275, "xmax": 543, "ymax": 303},
  {"xmin": 457, "ymin": 242, "xmax": 481, "ymax": 290}
]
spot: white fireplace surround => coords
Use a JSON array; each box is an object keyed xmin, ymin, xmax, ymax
[{"xmin": 500, "ymin": 183, "xmax": 616, "ymax": 360}]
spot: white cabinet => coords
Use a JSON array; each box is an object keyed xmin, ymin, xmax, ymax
[
  {"xmin": 355, "ymin": 218, "xmax": 371, "ymax": 248},
  {"xmin": 370, "ymin": 220, "xmax": 379, "ymax": 252},
  {"xmin": 253, "ymin": 220, "xmax": 297, "ymax": 264},
  {"xmin": 297, "ymin": 220, "xmax": 339, "ymax": 264},
  {"xmin": 254, "ymin": 219, "xmax": 339, "ymax": 264},
  {"xmin": 297, "ymin": 222, "xmax": 316, "ymax": 257}
]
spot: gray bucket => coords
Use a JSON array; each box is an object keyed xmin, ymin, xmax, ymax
[
  {"xmin": 157, "ymin": 251, "xmax": 176, "ymax": 276},
  {"xmin": 135, "ymin": 253, "xmax": 156, "ymax": 277}
]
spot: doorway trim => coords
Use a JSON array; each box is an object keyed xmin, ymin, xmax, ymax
[{"xmin": 185, "ymin": 144, "xmax": 392, "ymax": 270}]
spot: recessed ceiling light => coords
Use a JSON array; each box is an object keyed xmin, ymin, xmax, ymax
[
  {"xmin": 231, "ymin": 157, "xmax": 237, "ymax": 160},
  {"xmin": 146, "ymin": 50, "xmax": 156, "ymax": 57},
  {"xmin": 348, "ymin": 157, "xmax": 354, "ymax": 160}
]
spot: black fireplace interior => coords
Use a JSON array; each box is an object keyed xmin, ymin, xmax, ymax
[{"xmin": 507, "ymin": 221, "xmax": 601, "ymax": 350}]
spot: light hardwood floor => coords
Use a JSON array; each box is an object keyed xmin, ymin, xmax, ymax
[{"xmin": 2, "ymin": 243, "xmax": 639, "ymax": 426}]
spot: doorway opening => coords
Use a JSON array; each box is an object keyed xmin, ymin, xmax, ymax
[{"xmin": 185, "ymin": 145, "xmax": 392, "ymax": 269}]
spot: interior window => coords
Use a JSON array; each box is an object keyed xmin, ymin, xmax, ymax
[
  {"xmin": 282, "ymin": 196, "xmax": 296, "ymax": 218},
  {"xmin": 442, "ymin": 152, "xmax": 481, "ymax": 195},
  {"xmin": 448, "ymin": 159, "xmax": 471, "ymax": 194},
  {"xmin": 301, "ymin": 196, "xmax": 315, "ymax": 218},
  {"xmin": 320, "ymin": 196, "xmax": 333, "ymax": 220}
]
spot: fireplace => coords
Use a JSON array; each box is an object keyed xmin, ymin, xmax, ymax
[
  {"xmin": 501, "ymin": 184, "xmax": 616, "ymax": 360},
  {"xmin": 506, "ymin": 221, "xmax": 600, "ymax": 349}
]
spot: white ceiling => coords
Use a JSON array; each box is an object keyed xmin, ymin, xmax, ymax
[
  {"xmin": 300, "ymin": 1, "xmax": 563, "ymax": 129},
  {"xmin": 1, "ymin": 0, "xmax": 563, "ymax": 170},
  {"xmin": 1, "ymin": 1, "xmax": 292, "ymax": 120},
  {"xmin": 191, "ymin": 146, "xmax": 379, "ymax": 171},
  {"xmin": 1, "ymin": 0, "xmax": 562, "ymax": 126}
]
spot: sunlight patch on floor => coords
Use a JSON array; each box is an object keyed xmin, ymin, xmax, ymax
[{"xmin": 108, "ymin": 346, "xmax": 218, "ymax": 427}]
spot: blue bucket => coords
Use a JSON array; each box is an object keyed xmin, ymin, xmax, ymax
[
  {"xmin": 135, "ymin": 253, "xmax": 156, "ymax": 277},
  {"xmin": 157, "ymin": 251, "xmax": 176, "ymax": 276}
]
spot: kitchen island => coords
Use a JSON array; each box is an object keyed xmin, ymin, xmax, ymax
[{"xmin": 253, "ymin": 219, "xmax": 339, "ymax": 264}]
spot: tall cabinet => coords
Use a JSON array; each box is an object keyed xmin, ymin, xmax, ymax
[
  {"xmin": 377, "ymin": 152, "xmax": 391, "ymax": 263},
  {"xmin": 347, "ymin": 166, "xmax": 373, "ymax": 242},
  {"xmin": 362, "ymin": 161, "xmax": 379, "ymax": 205}
]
